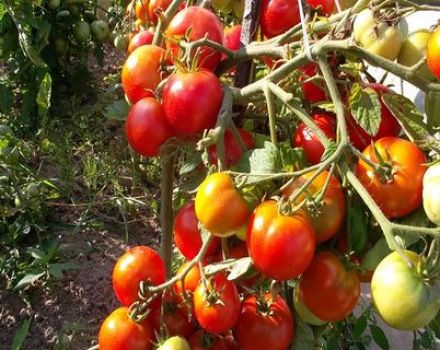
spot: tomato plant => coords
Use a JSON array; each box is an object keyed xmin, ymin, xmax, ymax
[
  {"xmin": 247, "ymin": 200, "xmax": 315, "ymax": 280},
  {"xmin": 282, "ymin": 169, "xmax": 345, "ymax": 243},
  {"xmin": 299, "ymin": 251, "xmax": 360, "ymax": 322},
  {"xmin": 234, "ymin": 293, "xmax": 294, "ymax": 350},
  {"xmin": 193, "ymin": 274, "xmax": 241, "ymax": 333},
  {"xmin": 162, "ymin": 70, "xmax": 223, "ymax": 137},
  {"xmin": 357, "ymin": 137, "xmax": 427, "ymax": 218},
  {"xmin": 112, "ymin": 246, "xmax": 166, "ymax": 306},
  {"xmin": 165, "ymin": 6, "xmax": 224, "ymax": 71},
  {"xmin": 195, "ymin": 173, "xmax": 249, "ymax": 237},
  {"xmin": 122, "ymin": 45, "xmax": 166, "ymax": 103},
  {"xmin": 125, "ymin": 97, "xmax": 175, "ymax": 157},
  {"xmin": 427, "ymin": 26, "xmax": 440, "ymax": 80},
  {"xmin": 174, "ymin": 201, "xmax": 220, "ymax": 259},
  {"xmin": 371, "ymin": 250, "xmax": 440, "ymax": 330},
  {"xmin": 98, "ymin": 307, "xmax": 153, "ymax": 350}
]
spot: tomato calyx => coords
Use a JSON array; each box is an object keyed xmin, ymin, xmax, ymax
[
  {"xmin": 368, "ymin": 143, "xmax": 395, "ymax": 184},
  {"xmin": 255, "ymin": 294, "xmax": 275, "ymax": 317}
]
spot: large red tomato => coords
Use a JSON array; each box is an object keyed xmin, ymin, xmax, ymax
[
  {"xmin": 357, "ymin": 137, "xmax": 427, "ymax": 218},
  {"xmin": 174, "ymin": 201, "xmax": 220, "ymax": 259},
  {"xmin": 98, "ymin": 307, "xmax": 153, "ymax": 350},
  {"xmin": 234, "ymin": 293, "xmax": 294, "ymax": 350},
  {"xmin": 247, "ymin": 200, "xmax": 315, "ymax": 281},
  {"xmin": 282, "ymin": 170, "xmax": 345, "ymax": 243},
  {"xmin": 128, "ymin": 30, "xmax": 154, "ymax": 54},
  {"xmin": 348, "ymin": 83, "xmax": 401, "ymax": 150},
  {"xmin": 293, "ymin": 112, "xmax": 336, "ymax": 165},
  {"xmin": 165, "ymin": 6, "xmax": 224, "ymax": 71},
  {"xmin": 299, "ymin": 63, "xmax": 327, "ymax": 103},
  {"xmin": 193, "ymin": 274, "xmax": 241, "ymax": 333},
  {"xmin": 299, "ymin": 251, "xmax": 360, "ymax": 322},
  {"xmin": 125, "ymin": 97, "xmax": 174, "ymax": 157},
  {"xmin": 260, "ymin": 0, "xmax": 300, "ymax": 38},
  {"xmin": 427, "ymin": 26, "xmax": 440, "ymax": 80},
  {"xmin": 162, "ymin": 70, "xmax": 223, "ymax": 137},
  {"xmin": 112, "ymin": 246, "xmax": 166, "ymax": 306},
  {"xmin": 122, "ymin": 45, "xmax": 166, "ymax": 103},
  {"xmin": 209, "ymin": 128, "xmax": 255, "ymax": 167}
]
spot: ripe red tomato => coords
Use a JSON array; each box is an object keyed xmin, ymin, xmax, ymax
[
  {"xmin": 125, "ymin": 97, "xmax": 174, "ymax": 157},
  {"xmin": 357, "ymin": 137, "xmax": 427, "ymax": 218},
  {"xmin": 165, "ymin": 6, "xmax": 224, "ymax": 71},
  {"xmin": 193, "ymin": 274, "xmax": 241, "ymax": 333},
  {"xmin": 427, "ymin": 26, "xmax": 440, "ymax": 79},
  {"xmin": 162, "ymin": 70, "xmax": 223, "ymax": 137},
  {"xmin": 299, "ymin": 63, "xmax": 327, "ymax": 103},
  {"xmin": 188, "ymin": 330, "xmax": 229, "ymax": 350},
  {"xmin": 306, "ymin": 0, "xmax": 334, "ymax": 15},
  {"xmin": 224, "ymin": 25, "xmax": 242, "ymax": 51},
  {"xmin": 122, "ymin": 45, "xmax": 166, "ymax": 103},
  {"xmin": 282, "ymin": 170, "xmax": 345, "ymax": 243},
  {"xmin": 195, "ymin": 173, "xmax": 250, "ymax": 237},
  {"xmin": 98, "ymin": 307, "xmax": 153, "ymax": 350},
  {"xmin": 128, "ymin": 30, "xmax": 154, "ymax": 54},
  {"xmin": 209, "ymin": 128, "xmax": 255, "ymax": 167},
  {"xmin": 348, "ymin": 83, "xmax": 401, "ymax": 150},
  {"xmin": 112, "ymin": 246, "xmax": 166, "ymax": 306},
  {"xmin": 174, "ymin": 201, "xmax": 220, "ymax": 259},
  {"xmin": 299, "ymin": 251, "xmax": 360, "ymax": 322},
  {"xmin": 173, "ymin": 261, "xmax": 201, "ymax": 298},
  {"xmin": 247, "ymin": 200, "xmax": 315, "ymax": 280},
  {"xmin": 293, "ymin": 112, "xmax": 336, "ymax": 165},
  {"xmin": 260, "ymin": 0, "xmax": 300, "ymax": 38},
  {"xmin": 234, "ymin": 293, "xmax": 294, "ymax": 350},
  {"xmin": 148, "ymin": 292, "xmax": 195, "ymax": 337}
]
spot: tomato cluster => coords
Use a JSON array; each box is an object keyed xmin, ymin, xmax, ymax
[{"xmin": 97, "ymin": 0, "xmax": 440, "ymax": 348}]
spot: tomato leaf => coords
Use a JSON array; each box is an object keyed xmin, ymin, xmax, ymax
[
  {"xmin": 382, "ymin": 93, "xmax": 440, "ymax": 153},
  {"xmin": 369, "ymin": 324, "xmax": 390, "ymax": 350},
  {"xmin": 290, "ymin": 317, "xmax": 314, "ymax": 350},
  {"xmin": 14, "ymin": 271, "xmax": 46, "ymax": 290},
  {"xmin": 234, "ymin": 141, "xmax": 282, "ymax": 184},
  {"xmin": 352, "ymin": 314, "xmax": 368, "ymax": 340},
  {"xmin": 279, "ymin": 144, "xmax": 308, "ymax": 172},
  {"xmin": 36, "ymin": 72, "xmax": 52, "ymax": 118},
  {"xmin": 104, "ymin": 99, "xmax": 130, "ymax": 121},
  {"xmin": 204, "ymin": 257, "xmax": 253, "ymax": 280},
  {"xmin": 320, "ymin": 140, "xmax": 338, "ymax": 163},
  {"xmin": 361, "ymin": 238, "xmax": 390, "ymax": 271},
  {"xmin": 349, "ymin": 83, "xmax": 382, "ymax": 136},
  {"xmin": 347, "ymin": 194, "xmax": 369, "ymax": 255},
  {"xmin": 179, "ymin": 151, "xmax": 202, "ymax": 175},
  {"xmin": 11, "ymin": 318, "xmax": 31, "ymax": 350},
  {"xmin": 425, "ymin": 90, "xmax": 440, "ymax": 132}
]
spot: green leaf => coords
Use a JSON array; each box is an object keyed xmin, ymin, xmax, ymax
[
  {"xmin": 353, "ymin": 315, "xmax": 368, "ymax": 340},
  {"xmin": 234, "ymin": 142, "xmax": 282, "ymax": 184},
  {"xmin": 104, "ymin": 99, "xmax": 130, "ymax": 121},
  {"xmin": 36, "ymin": 72, "xmax": 52, "ymax": 118},
  {"xmin": 361, "ymin": 238, "xmax": 390, "ymax": 271},
  {"xmin": 382, "ymin": 93, "xmax": 440, "ymax": 152},
  {"xmin": 11, "ymin": 318, "xmax": 32, "ymax": 350},
  {"xmin": 14, "ymin": 271, "xmax": 46, "ymax": 290},
  {"xmin": 227, "ymin": 257, "xmax": 253, "ymax": 280},
  {"xmin": 27, "ymin": 247, "xmax": 46, "ymax": 260},
  {"xmin": 369, "ymin": 324, "xmax": 390, "ymax": 350},
  {"xmin": 0, "ymin": 82, "xmax": 13, "ymax": 113},
  {"xmin": 279, "ymin": 144, "xmax": 308, "ymax": 172},
  {"xmin": 320, "ymin": 141, "xmax": 338, "ymax": 163},
  {"xmin": 179, "ymin": 152, "xmax": 202, "ymax": 175},
  {"xmin": 347, "ymin": 195, "xmax": 369, "ymax": 255},
  {"xmin": 349, "ymin": 83, "xmax": 382, "ymax": 136},
  {"xmin": 290, "ymin": 317, "xmax": 314, "ymax": 350},
  {"xmin": 48, "ymin": 262, "xmax": 78, "ymax": 279}
]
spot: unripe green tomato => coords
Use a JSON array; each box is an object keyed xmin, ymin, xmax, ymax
[
  {"xmin": 91, "ymin": 20, "xmax": 110, "ymax": 42},
  {"xmin": 47, "ymin": 0, "xmax": 61, "ymax": 11},
  {"xmin": 232, "ymin": 0, "xmax": 244, "ymax": 19},
  {"xmin": 157, "ymin": 336, "xmax": 191, "ymax": 350},
  {"xmin": 211, "ymin": 0, "xmax": 233, "ymax": 13},
  {"xmin": 14, "ymin": 196, "xmax": 23, "ymax": 208},
  {"xmin": 26, "ymin": 183, "xmax": 40, "ymax": 198},
  {"xmin": 54, "ymin": 37, "xmax": 69, "ymax": 55},
  {"xmin": 0, "ymin": 175, "xmax": 9, "ymax": 184},
  {"xmin": 371, "ymin": 250, "xmax": 440, "ymax": 330},
  {"xmin": 423, "ymin": 163, "xmax": 440, "ymax": 225},
  {"xmin": 293, "ymin": 287, "xmax": 326, "ymax": 326},
  {"xmin": 353, "ymin": 9, "xmax": 404, "ymax": 61},
  {"xmin": 114, "ymin": 34, "xmax": 130, "ymax": 51},
  {"xmin": 398, "ymin": 30, "xmax": 436, "ymax": 81},
  {"xmin": 68, "ymin": 4, "xmax": 80, "ymax": 16},
  {"xmin": 73, "ymin": 21, "xmax": 91, "ymax": 43}
]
